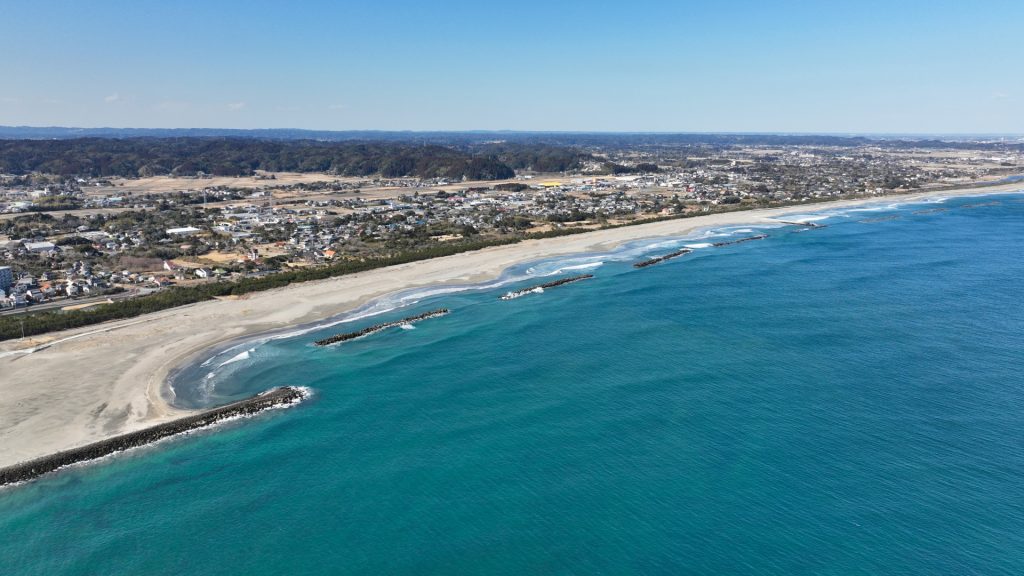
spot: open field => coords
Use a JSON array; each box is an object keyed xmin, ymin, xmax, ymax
[{"xmin": 87, "ymin": 172, "xmax": 357, "ymax": 196}]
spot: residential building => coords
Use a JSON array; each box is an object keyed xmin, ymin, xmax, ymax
[
  {"xmin": 0, "ymin": 266, "xmax": 12, "ymax": 294},
  {"xmin": 167, "ymin": 226, "xmax": 202, "ymax": 236},
  {"xmin": 24, "ymin": 241, "xmax": 57, "ymax": 253}
]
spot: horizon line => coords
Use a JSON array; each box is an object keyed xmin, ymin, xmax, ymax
[{"xmin": 2, "ymin": 125, "xmax": 1024, "ymax": 139}]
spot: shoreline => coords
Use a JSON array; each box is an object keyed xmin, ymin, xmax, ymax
[
  {"xmin": 1, "ymin": 182, "xmax": 1021, "ymax": 470},
  {"xmin": 0, "ymin": 386, "xmax": 308, "ymax": 488}
]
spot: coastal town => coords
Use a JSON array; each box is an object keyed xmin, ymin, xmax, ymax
[
  {"xmin": 9, "ymin": 0, "xmax": 1024, "ymax": 572},
  {"xmin": 0, "ymin": 139, "xmax": 1020, "ymax": 315}
]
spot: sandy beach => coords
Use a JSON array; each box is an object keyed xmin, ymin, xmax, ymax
[{"xmin": 1, "ymin": 183, "xmax": 1020, "ymax": 468}]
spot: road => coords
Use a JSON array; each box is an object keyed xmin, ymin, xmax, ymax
[{"xmin": 0, "ymin": 288, "xmax": 145, "ymax": 316}]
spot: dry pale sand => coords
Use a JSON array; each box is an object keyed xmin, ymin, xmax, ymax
[{"xmin": 0, "ymin": 183, "xmax": 1020, "ymax": 468}]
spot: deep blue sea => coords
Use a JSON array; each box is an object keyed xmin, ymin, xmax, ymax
[{"xmin": 3, "ymin": 194, "xmax": 1024, "ymax": 575}]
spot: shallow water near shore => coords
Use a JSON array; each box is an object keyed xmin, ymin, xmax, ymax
[{"xmin": 3, "ymin": 194, "xmax": 1024, "ymax": 574}]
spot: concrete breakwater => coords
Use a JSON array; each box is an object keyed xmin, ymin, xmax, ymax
[
  {"xmin": 0, "ymin": 386, "xmax": 308, "ymax": 488},
  {"xmin": 712, "ymin": 234, "xmax": 768, "ymax": 247},
  {"xmin": 313, "ymin": 309, "xmax": 450, "ymax": 346},
  {"xmin": 633, "ymin": 248, "xmax": 693, "ymax": 268},
  {"xmin": 501, "ymin": 274, "xmax": 594, "ymax": 300}
]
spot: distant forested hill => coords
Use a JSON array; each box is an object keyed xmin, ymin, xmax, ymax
[
  {"xmin": 1, "ymin": 129, "xmax": 1019, "ymax": 179},
  {"xmin": 0, "ymin": 138, "xmax": 520, "ymax": 179}
]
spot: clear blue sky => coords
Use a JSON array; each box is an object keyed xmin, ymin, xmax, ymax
[{"xmin": 1, "ymin": 0, "xmax": 1021, "ymax": 133}]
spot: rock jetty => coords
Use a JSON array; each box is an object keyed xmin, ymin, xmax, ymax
[
  {"xmin": 313, "ymin": 308, "xmax": 449, "ymax": 346},
  {"xmin": 633, "ymin": 248, "xmax": 693, "ymax": 268},
  {"xmin": 501, "ymin": 274, "xmax": 593, "ymax": 300},
  {"xmin": 712, "ymin": 234, "xmax": 768, "ymax": 247},
  {"xmin": 0, "ymin": 386, "xmax": 308, "ymax": 488}
]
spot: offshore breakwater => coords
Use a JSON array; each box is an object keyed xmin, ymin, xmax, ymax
[
  {"xmin": 633, "ymin": 248, "xmax": 693, "ymax": 269},
  {"xmin": 500, "ymin": 274, "xmax": 593, "ymax": 300},
  {"xmin": 313, "ymin": 308, "xmax": 450, "ymax": 346},
  {"xmin": 962, "ymin": 201, "xmax": 1002, "ymax": 209},
  {"xmin": 0, "ymin": 386, "xmax": 308, "ymax": 488},
  {"xmin": 712, "ymin": 234, "xmax": 768, "ymax": 247}
]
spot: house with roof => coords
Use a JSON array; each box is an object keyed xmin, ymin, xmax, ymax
[{"xmin": 24, "ymin": 241, "xmax": 57, "ymax": 253}]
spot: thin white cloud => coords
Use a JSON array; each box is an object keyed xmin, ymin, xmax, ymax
[
  {"xmin": 103, "ymin": 93, "xmax": 135, "ymax": 105},
  {"xmin": 993, "ymin": 91, "xmax": 1010, "ymax": 100},
  {"xmin": 327, "ymin": 103, "xmax": 346, "ymax": 110},
  {"xmin": 227, "ymin": 101, "xmax": 247, "ymax": 111}
]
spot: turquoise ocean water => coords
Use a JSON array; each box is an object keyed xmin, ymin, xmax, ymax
[{"xmin": 2, "ymin": 194, "xmax": 1024, "ymax": 574}]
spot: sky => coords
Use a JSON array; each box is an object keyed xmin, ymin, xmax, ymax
[{"xmin": 1, "ymin": 0, "xmax": 1022, "ymax": 133}]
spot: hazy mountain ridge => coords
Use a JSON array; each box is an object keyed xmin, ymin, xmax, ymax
[{"xmin": 2, "ymin": 126, "xmax": 1022, "ymax": 150}]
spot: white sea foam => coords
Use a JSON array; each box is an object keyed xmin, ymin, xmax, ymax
[
  {"xmin": 217, "ymin": 348, "xmax": 255, "ymax": 368},
  {"xmin": 526, "ymin": 258, "xmax": 606, "ymax": 276},
  {"xmin": 615, "ymin": 225, "xmax": 775, "ymax": 263},
  {"xmin": 400, "ymin": 324, "xmax": 416, "ymax": 330},
  {"xmin": 777, "ymin": 213, "xmax": 833, "ymax": 223},
  {"xmin": 193, "ymin": 372, "xmax": 218, "ymax": 402},
  {"xmin": 201, "ymin": 340, "xmax": 258, "ymax": 369},
  {"xmin": 845, "ymin": 206, "xmax": 888, "ymax": 213},
  {"xmin": 551, "ymin": 261, "xmax": 604, "ymax": 273},
  {"xmin": 562, "ymin": 261, "xmax": 604, "ymax": 271},
  {"xmin": 243, "ymin": 274, "xmax": 528, "ymax": 350},
  {"xmin": 644, "ymin": 239, "xmax": 688, "ymax": 250}
]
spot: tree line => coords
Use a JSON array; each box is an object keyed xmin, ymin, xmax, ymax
[
  {"xmin": 0, "ymin": 138, "xmax": 518, "ymax": 180},
  {"xmin": 0, "ymin": 138, "xmax": 607, "ymax": 180}
]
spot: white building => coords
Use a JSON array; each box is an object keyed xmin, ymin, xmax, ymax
[
  {"xmin": 166, "ymin": 226, "xmax": 202, "ymax": 236},
  {"xmin": 24, "ymin": 241, "xmax": 57, "ymax": 253}
]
